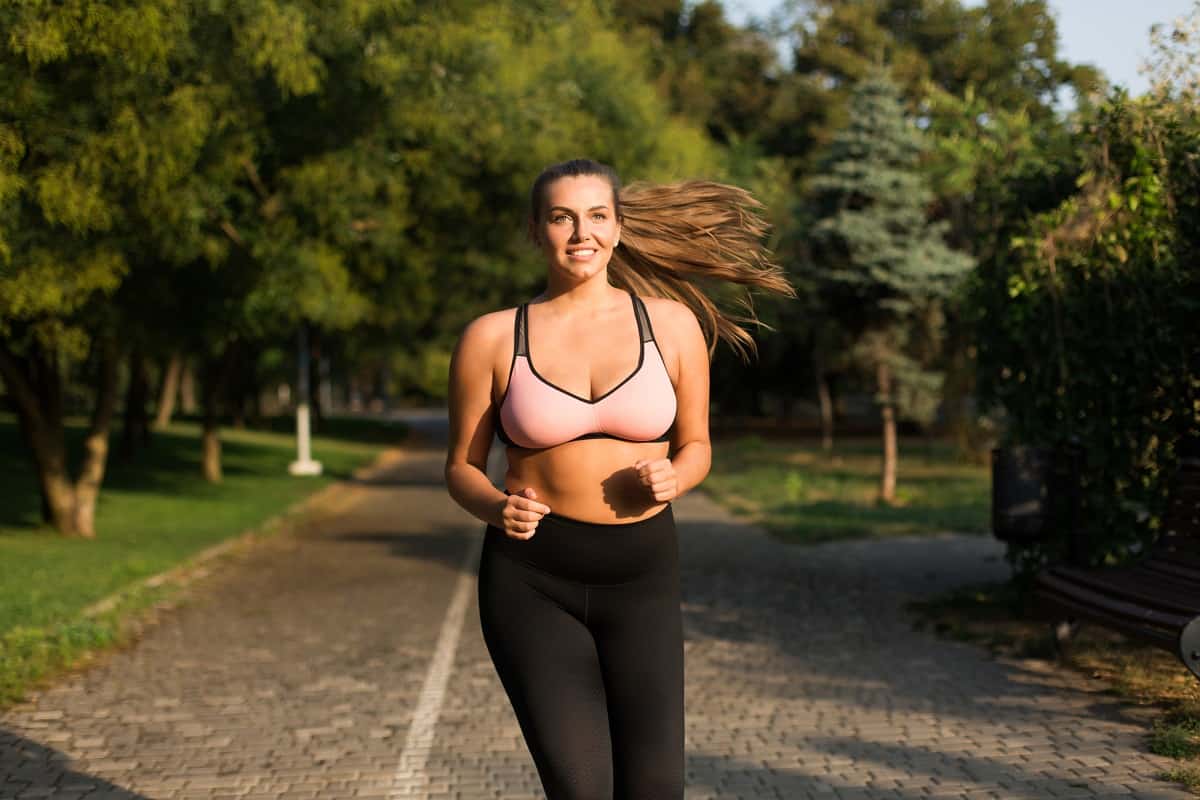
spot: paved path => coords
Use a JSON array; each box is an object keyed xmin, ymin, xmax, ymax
[{"xmin": 1, "ymin": 417, "xmax": 1193, "ymax": 799}]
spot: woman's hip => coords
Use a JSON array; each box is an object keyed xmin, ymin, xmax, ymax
[{"xmin": 481, "ymin": 503, "xmax": 677, "ymax": 586}]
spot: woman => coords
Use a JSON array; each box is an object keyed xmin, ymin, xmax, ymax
[{"xmin": 445, "ymin": 158, "xmax": 793, "ymax": 799}]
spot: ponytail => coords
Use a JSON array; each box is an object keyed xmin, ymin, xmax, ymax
[{"xmin": 611, "ymin": 180, "xmax": 795, "ymax": 362}]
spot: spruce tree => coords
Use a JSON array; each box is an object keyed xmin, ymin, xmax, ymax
[{"xmin": 804, "ymin": 70, "xmax": 973, "ymax": 504}]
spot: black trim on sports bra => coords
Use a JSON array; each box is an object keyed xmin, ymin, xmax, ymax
[
  {"xmin": 493, "ymin": 291, "xmax": 672, "ymax": 448},
  {"xmin": 524, "ymin": 291, "xmax": 646, "ymax": 405}
]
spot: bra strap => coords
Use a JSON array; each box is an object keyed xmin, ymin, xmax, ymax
[
  {"xmin": 515, "ymin": 303, "xmax": 529, "ymax": 356},
  {"xmin": 632, "ymin": 294, "xmax": 656, "ymax": 343}
]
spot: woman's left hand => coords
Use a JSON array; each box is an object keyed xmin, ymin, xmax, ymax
[{"xmin": 634, "ymin": 457, "xmax": 678, "ymax": 503}]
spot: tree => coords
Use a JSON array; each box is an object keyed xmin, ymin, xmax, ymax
[
  {"xmin": 1142, "ymin": 1, "xmax": 1200, "ymax": 107},
  {"xmin": 0, "ymin": 0, "xmax": 194, "ymax": 536},
  {"xmin": 970, "ymin": 91, "xmax": 1200, "ymax": 572},
  {"xmin": 0, "ymin": 0, "xmax": 723, "ymax": 534},
  {"xmin": 788, "ymin": 0, "xmax": 1104, "ymax": 120},
  {"xmin": 802, "ymin": 71, "xmax": 973, "ymax": 503}
]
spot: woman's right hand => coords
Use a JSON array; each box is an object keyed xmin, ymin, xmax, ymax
[{"xmin": 500, "ymin": 487, "xmax": 551, "ymax": 540}]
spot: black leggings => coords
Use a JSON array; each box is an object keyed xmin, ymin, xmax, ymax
[{"xmin": 477, "ymin": 501, "xmax": 684, "ymax": 800}]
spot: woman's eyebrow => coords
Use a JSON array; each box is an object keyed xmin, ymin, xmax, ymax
[{"xmin": 548, "ymin": 205, "xmax": 611, "ymax": 214}]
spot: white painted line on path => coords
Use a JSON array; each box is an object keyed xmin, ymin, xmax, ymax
[{"xmin": 388, "ymin": 532, "xmax": 483, "ymax": 798}]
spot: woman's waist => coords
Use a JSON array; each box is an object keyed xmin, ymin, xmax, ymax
[
  {"xmin": 501, "ymin": 484, "xmax": 669, "ymax": 526},
  {"xmin": 486, "ymin": 500, "xmax": 676, "ymax": 584},
  {"xmin": 504, "ymin": 452, "xmax": 670, "ymax": 525}
]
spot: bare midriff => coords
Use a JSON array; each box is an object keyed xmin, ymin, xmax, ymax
[{"xmin": 503, "ymin": 438, "xmax": 671, "ymax": 524}]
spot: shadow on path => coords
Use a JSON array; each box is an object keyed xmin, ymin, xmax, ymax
[{"xmin": 0, "ymin": 731, "xmax": 149, "ymax": 799}]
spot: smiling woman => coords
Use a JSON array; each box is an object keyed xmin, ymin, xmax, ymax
[{"xmin": 444, "ymin": 157, "xmax": 795, "ymax": 799}]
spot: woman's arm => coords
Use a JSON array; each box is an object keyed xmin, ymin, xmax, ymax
[
  {"xmin": 665, "ymin": 300, "xmax": 712, "ymax": 498},
  {"xmin": 444, "ymin": 313, "xmax": 509, "ymax": 528}
]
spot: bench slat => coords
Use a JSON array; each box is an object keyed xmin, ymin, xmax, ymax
[
  {"xmin": 1046, "ymin": 565, "xmax": 1200, "ymax": 615},
  {"xmin": 1036, "ymin": 572, "xmax": 1194, "ymax": 630},
  {"xmin": 1146, "ymin": 546, "xmax": 1200, "ymax": 573},
  {"xmin": 1142, "ymin": 558, "xmax": 1200, "ymax": 585},
  {"xmin": 1031, "ymin": 445, "xmax": 1200, "ymax": 680},
  {"xmin": 1036, "ymin": 589, "xmax": 1179, "ymax": 651}
]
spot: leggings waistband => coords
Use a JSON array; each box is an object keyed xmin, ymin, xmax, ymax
[{"xmin": 485, "ymin": 493, "xmax": 677, "ymax": 585}]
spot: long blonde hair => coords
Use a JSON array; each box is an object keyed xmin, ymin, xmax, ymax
[{"xmin": 530, "ymin": 159, "xmax": 796, "ymax": 362}]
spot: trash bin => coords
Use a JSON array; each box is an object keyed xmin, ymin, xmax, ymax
[{"xmin": 991, "ymin": 444, "xmax": 1082, "ymax": 545}]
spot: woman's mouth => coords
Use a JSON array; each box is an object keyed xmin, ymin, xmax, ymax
[{"xmin": 567, "ymin": 248, "xmax": 596, "ymax": 260}]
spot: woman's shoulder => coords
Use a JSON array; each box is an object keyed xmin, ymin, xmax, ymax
[
  {"xmin": 454, "ymin": 305, "xmax": 521, "ymax": 356},
  {"xmin": 639, "ymin": 295, "xmax": 698, "ymax": 333}
]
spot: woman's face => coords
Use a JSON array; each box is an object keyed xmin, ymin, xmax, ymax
[{"xmin": 532, "ymin": 174, "xmax": 621, "ymax": 280}]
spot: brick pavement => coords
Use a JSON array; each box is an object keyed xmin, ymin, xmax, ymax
[{"xmin": 1, "ymin": 418, "xmax": 1193, "ymax": 799}]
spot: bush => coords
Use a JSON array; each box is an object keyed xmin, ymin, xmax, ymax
[{"xmin": 969, "ymin": 92, "xmax": 1200, "ymax": 573}]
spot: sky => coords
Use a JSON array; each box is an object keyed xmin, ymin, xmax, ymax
[{"xmin": 723, "ymin": 0, "xmax": 1198, "ymax": 96}]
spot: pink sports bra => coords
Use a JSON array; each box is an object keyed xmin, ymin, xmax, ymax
[{"xmin": 494, "ymin": 291, "xmax": 677, "ymax": 449}]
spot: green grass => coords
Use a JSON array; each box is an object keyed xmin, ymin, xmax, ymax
[
  {"xmin": 0, "ymin": 411, "xmax": 407, "ymax": 707},
  {"xmin": 703, "ymin": 433, "xmax": 990, "ymax": 543},
  {"xmin": 1162, "ymin": 766, "xmax": 1200, "ymax": 794},
  {"xmin": 1152, "ymin": 717, "xmax": 1200, "ymax": 760}
]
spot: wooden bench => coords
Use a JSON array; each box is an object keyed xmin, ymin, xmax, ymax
[{"xmin": 1034, "ymin": 441, "xmax": 1200, "ymax": 680}]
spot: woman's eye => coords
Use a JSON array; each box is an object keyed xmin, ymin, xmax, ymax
[
  {"xmin": 551, "ymin": 215, "xmax": 570, "ymax": 223},
  {"xmin": 592, "ymin": 213, "xmax": 606, "ymax": 221}
]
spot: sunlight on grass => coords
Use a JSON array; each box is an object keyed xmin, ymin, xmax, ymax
[
  {"xmin": 703, "ymin": 433, "xmax": 989, "ymax": 543},
  {"xmin": 0, "ymin": 412, "xmax": 405, "ymax": 707},
  {"xmin": 0, "ymin": 413, "xmax": 404, "ymax": 639}
]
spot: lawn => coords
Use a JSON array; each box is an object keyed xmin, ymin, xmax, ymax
[
  {"xmin": 703, "ymin": 432, "xmax": 990, "ymax": 543},
  {"xmin": 0, "ymin": 412, "xmax": 407, "ymax": 706}
]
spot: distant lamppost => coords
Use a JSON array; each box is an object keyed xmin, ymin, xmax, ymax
[{"xmin": 289, "ymin": 321, "xmax": 322, "ymax": 476}]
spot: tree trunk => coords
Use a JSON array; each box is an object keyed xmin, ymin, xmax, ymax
[
  {"xmin": 319, "ymin": 353, "xmax": 333, "ymax": 417},
  {"xmin": 153, "ymin": 352, "xmax": 183, "ymax": 430},
  {"xmin": 349, "ymin": 372, "xmax": 364, "ymax": 412},
  {"xmin": 378, "ymin": 362, "xmax": 392, "ymax": 411},
  {"xmin": 814, "ymin": 346, "xmax": 834, "ymax": 454},
  {"xmin": 0, "ymin": 335, "xmax": 120, "ymax": 536},
  {"xmin": 120, "ymin": 343, "xmax": 151, "ymax": 459},
  {"xmin": 200, "ymin": 343, "xmax": 240, "ymax": 483},
  {"xmin": 877, "ymin": 358, "xmax": 897, "ymax": 505},
  {"xmin": 14, "ymin": 400, "xmax": 54, "ymax": 524},
  {"xmin": 308, "ymin": 329, "xmax": 323, "ymax": 433},
  {"xmin": 74, "ymin": 337, "xmax": 121, "ymax": 537},
  {"xmin": 180, "ymin": 359, "xmax": 198, "ymax": 414},
  {"xmin": 201, "ymin": 422, "xmax": 222, "ymax": 482}
]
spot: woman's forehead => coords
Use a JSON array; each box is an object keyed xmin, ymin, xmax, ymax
[{"xmin": 543, "ymin": 174, "xmax": 614, "ymax": 209}]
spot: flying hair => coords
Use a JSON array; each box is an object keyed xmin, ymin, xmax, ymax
[{"xmin": 530, "ymin": 158, "xmax": 797, "ymax": 362}]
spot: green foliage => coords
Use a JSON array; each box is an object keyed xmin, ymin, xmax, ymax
[
  {"xmin": 789, "ymin": 0, "xmax": 1104, "ymax": 127},
  {"xmin": 0, "ymin": 0, "xmax": 725, "ymax": 526},
  {"xmin": 970, "ymin": 92, "xmax": 1200, "ymax": 570},
  {"xmin": 1151, "ymin": 718, "xmax": 1200, "ymax": 760},
  {"xmin": 801, "ymin": 71, "xmax": 973, "ymax": 426}
]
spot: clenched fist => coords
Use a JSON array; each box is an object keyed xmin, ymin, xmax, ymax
[
  {"xmin": 500, "ymin": 487, "xmax": 551, "ymax": 540},
  {"xmin": 633, "ymin": 458, "xmax": 678, "ymax": 503}
]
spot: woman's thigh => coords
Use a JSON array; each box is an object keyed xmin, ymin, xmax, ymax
[
  {"xmin": 477, "ymin": 541, "xmax": 613, "ymax": 800},
  {"xmin": 589, "ymin": 567, "xmax": 685, "ymax": 800}
]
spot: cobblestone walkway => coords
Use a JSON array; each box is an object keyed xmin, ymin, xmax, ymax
[{"xmin": 1, "ymin": 417, "xmax": 1193, "ymax": 799}]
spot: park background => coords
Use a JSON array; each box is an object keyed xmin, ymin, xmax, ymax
[{"xmin": 2, "ymin": 0, "xmax": 1199, "ymax": 790}]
